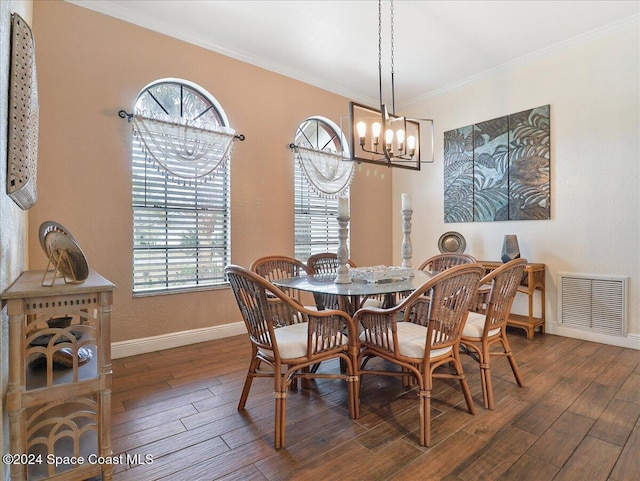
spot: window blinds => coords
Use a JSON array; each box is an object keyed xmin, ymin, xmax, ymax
[
  {"xmin": 294, "ymin": 165, "xmax": 344, "ymax": 263},
  {"xmin": 132, "ymin": 140, "xmax": 230, "ymax": 292}
]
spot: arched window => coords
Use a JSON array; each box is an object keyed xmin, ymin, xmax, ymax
[
  {"xmin": 131, "ymin": 79, "xmax": 231, "ymax": 293},
  {"xmin": 293, "ymin": 117, "xmax": 351, "ymax": 262}
]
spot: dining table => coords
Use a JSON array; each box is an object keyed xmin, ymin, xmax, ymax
[{"xmin": 272, "ymin": 269, "xmax": 435, "ymax": 316}]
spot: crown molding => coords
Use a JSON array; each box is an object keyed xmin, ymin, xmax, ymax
[
  {"xmin": 67, "ymin": 1, "xmax": 637, "ymax": 110},
  {"xmin": 401, "ymin": 13, "xmax": 639, "ymax": 110},
  {"xmin": 65, "ymin": 0, "xmax": 377, "ymax": 106}
]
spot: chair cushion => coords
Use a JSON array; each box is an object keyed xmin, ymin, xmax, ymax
[
  {"xmin": 462, "ymin": 311, "xmax": 501, "ymax": 338},
  {"xmin": 360, "ymin": 322, "xmax": 452, "ymax": 359},
  {"xmin": 258, "ymin": 321, "xmax": 348, "ymax": 360},
  {"xmin": 362, "ymin": 298, "xmax": 383, "ymax": 308}
]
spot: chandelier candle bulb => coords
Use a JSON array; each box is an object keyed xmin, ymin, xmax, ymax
[
  {"xmin": 396, "ymin": 129, "xmax": 405, "ymax": 151},
  {"xmin": 385, "ymin": 129, "xmax": 394, "ymax": 153},
  {"xmin": 401, "ymin": 193, "xmax": 412, "ymax": 211},
  {"xmin": 372, "ymin": 122, "xmax": 381, "ymax": 147},
  {"xmin": 338, "ymin": 196, "xmax": 350, "ymax": 218},
  {"xmin": 407, "ymin": 135, "xmax": 416, "ymax": 156},
  {"xmin": 357, "ymin": 121, "xmax": 367, "ymax": 146}
]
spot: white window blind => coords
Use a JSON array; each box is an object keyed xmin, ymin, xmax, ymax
[
  {"xmin": 294, "ymin": 160, "xmax": 342, "ymax": 263},
  {"xmin": 132, "ymin": 144, "xmax": 230, "ymax": 292}
]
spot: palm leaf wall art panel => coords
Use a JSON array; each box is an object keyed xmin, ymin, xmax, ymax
[
  {"xmin": 508, "ymin": 105, "xmax": 551, "ymax": 220},
  {"xmin": 443, "ymin": 105, "xmax": 550, "ymax": 223},
  {"xmin": 444, "ymin": 125, "xmax": 474, "ymax": 223},
  {"xmin": 473, "ymin": 116, "xmax": 509, "ymax": 221}
]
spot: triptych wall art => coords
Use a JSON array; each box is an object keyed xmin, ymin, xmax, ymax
[{"xmin": 443, "ymin": 105, "xmax": 550, "ymax": 223}]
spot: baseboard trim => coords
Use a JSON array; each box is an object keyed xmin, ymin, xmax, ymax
[
  {"xmin": 111, "ymin": 322, "xmax": 247, "ymax": 359},
  {"xmin": 111, "ymin": 321, "xmax": 639, "ymax": 359},
  {"xmin": 546, "ymin": 323, "xmax": 640, "ymax": 350}
]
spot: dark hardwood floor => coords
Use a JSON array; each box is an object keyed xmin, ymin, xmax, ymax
[{"xmin": 109, "ymin": 330, "xmax": 640, "ymax": 481}]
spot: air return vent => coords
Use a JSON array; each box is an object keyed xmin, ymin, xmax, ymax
[{"xmin": 558, "ymin": 273, "xmax": 627, "ymax": 336}]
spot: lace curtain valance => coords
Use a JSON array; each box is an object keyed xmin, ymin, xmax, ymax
[
  {"xmin": 293, "ymin": 145, "xmax": 355, "ymax": 198},
  {"xmin": 132, "ymin": 111, "xmax": 236, "ymax": 181}
]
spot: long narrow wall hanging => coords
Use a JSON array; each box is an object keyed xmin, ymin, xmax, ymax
[{"xmin": 7, "ymin": 13, "xmax": 39, "ymax": 209}]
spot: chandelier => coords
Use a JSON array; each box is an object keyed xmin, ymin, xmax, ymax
[{"xmin": 348, "ymin": 0, "xmax": 433, "ymax": 170}]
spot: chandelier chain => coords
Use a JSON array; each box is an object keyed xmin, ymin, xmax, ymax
[
  {"xmin": 390, "ymin": 0, "xmax": 395, "ymax": 76},
  {"xmin": 378, "ymin": 1, "xmax": 382, "ymax": 69},
  {"xmin": 378, "ymin": 0, "xmax": 382, "ymax": 109}
]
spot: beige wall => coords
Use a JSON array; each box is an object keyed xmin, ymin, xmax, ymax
[
  {"xmin": 393, "ymin": 19, "xmax": 640, "ymax": 343},
  {"xmin": 29, "ymin": 0, "xmax": 392, "ymax": 343}
]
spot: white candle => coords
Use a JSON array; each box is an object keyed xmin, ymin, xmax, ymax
[
  {"xmin": 401, "ymin": 193, "xmax": 412, "ymax": 211},
  {"xmin": 338, "ymin": 196, "xmax": 350, "ymax": 218}
]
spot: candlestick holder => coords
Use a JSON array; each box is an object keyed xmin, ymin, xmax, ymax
[
  {"xmin": 401, "ymin": 208, "xmax": 413, "ymax": 270},
  {"xmin": 335, "ymin": 215, "xmax": 352, "ymax": 284}
]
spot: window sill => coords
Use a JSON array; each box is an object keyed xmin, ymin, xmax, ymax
[{"xmin": 132, "ymin": 283, "xmax": 230, "ymax": 298}]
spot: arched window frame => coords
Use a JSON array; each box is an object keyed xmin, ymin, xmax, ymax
[
  {"xmin": 131, "ymin": 78, "xmax": 231, "ymax": 294},
  {"xmin": 293, "ymin": 117, "xmax": 350, "ymax": 262}
]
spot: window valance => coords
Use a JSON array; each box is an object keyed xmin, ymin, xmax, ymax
[
  {"xmin": 132, "ymin": 110, "xmax": 236, "ymax": 182},
  {"xmin": 292, "ymin": 145, "xmax": 355, "ymax": 198}
]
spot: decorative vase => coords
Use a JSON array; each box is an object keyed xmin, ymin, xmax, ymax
[{"xmin": 501, "ymin": 235, "xmax": 520, "ymax": 263}]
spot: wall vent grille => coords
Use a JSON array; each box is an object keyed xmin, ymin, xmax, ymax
[{"xmin": 558, "ymin": 273, "xmax": 627, "ymax": 336}]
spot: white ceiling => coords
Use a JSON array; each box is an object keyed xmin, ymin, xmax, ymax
[{"xmin": 70, "ymin": 0, "xmax": 639, "ymax": 107}]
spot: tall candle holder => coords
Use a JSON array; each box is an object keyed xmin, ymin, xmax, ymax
[
  {"xmin": 335, "ymin": 215, "xmax": 352, "ymax": 284},
  {"xmin": 401, "ymin": 208, "xmax": 413, "ymax": 269}
]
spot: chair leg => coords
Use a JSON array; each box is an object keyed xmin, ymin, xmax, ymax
[
  {"xmin": 238, "ymin": 355, "xmax": 260, "ymax": 411},
  {"xmin": 351, "ymin": 374, "xmax": 360, "ymax": 419},
  {"xmin": 482, "ymin": 359, "xmax": 494, "ymax": 410},
  {"xmin": 453, "ymin": 351, "xmax": 476, "ymax": 415},
  {"xmin": 300, "ymin": 366, "xmax": 311, "ymax": 390},
  {"xmin": 345, "ymin": 352, "xmax": 359, "ymax": 419},
  {"xmin": 274, "ymin": 366, "xmax": 288, "ymax": 449},
  {"xmin": 402, "ymin": 366, "xmax": 414, "ymax": 387},
  {"xmin": 477, "ymin": 340, "xmax": 493, "ymax": 410},
  {"xmin": 502, "ymin": 332, "xmax": 525, "ymax": 387},
  {"xmin": 274, "ymin": 389, "xmax": 287, "ymax": 449},
  {"xmin": 289, "ymin": 364, "xmax": 298, "ymax": 390},
  {"xmin": 419, "ymin": 387, "xmax": 431, "ymax": 447}
]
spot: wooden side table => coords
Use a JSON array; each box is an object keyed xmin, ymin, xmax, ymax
[
  {"xmin": 2, "ymin": 270, "xmax": 115, "ymax": 480},
  {"xmin": 479, "ymin": 261, "xmax": 545, "ymax": 340}
]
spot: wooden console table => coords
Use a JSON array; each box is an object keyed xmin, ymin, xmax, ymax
[
  {"xmin": 479, "ymin": 261, "xmax": 545, "ymax": 340},
  {"xmin": 2, "ymin": 270, "xmax": 115, "ymax": 481}
]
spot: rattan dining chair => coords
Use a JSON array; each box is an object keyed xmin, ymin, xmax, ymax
[
  {"xmin": 460, "ymin": 258, "xmax": 527, "ymax": 409},
  {"xmin": 250, "ymin": 255, "xmax": 309, "ymax": 304},
  {"xmin": 307, "ymin": 252, "xmax": 384, "ymax": 310},
  {"xmin": 225, "ymin": 265, "xmax": 360, "ymax": 449},
  {"xmin": 355, "ymin": 263, "xmax": 486, "ymax": 447},
  {"xmin": 393, "ymin": 253, "xmax": 477, "ymax": 305},
  {"xmin": 418, "ymin": 253, "xmax": 477, "ymax": 272},
  {"xmin": 306, "ymin": 252, "xmax": 356, "ymax": 275}
]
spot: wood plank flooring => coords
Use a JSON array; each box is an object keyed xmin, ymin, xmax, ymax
[{"xmin": 109, "ymin": 331, "xmax": 640, "ymax": 481}]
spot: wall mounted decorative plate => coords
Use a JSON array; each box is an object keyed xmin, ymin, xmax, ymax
[
  {"xmin": 438, "ymin": 231, "xmax": 466, "ymax": 253},
  {"xmin": 7, "ymin": 13, "xmax": 39, "ymax": 209}
]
